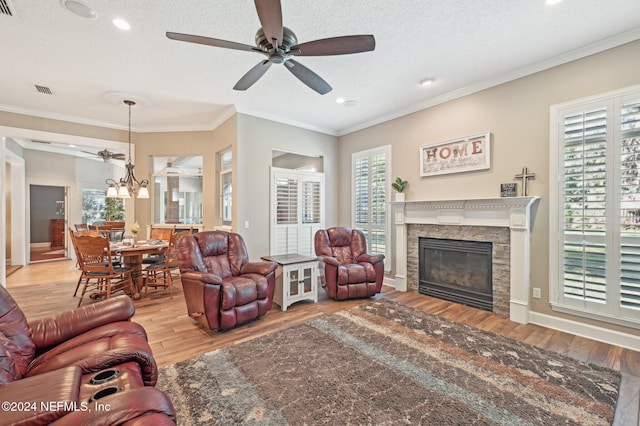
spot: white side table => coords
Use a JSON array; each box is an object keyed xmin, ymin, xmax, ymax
[{"xmin": 261, "ymin": 254, "xmax": 318, "ymax": 311}]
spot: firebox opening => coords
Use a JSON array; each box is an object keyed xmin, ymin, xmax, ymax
[{"xmin": 419, "ymin": 237, "xmax": 493, "ymax": 312}]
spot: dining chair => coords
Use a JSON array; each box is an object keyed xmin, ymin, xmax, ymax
[
  {"xmin": 69, "ymin": 228, "xmax": 103, "ymax": 297},
  {"xmin": 143, "ymin": 226, "xmax": 175, "ymax": 265},
  {"xmin": 142, "ymin": 229, "xmax": 183, "ymax": 298},
  {"xmin": 73, "ymin": 233, "xmax": 134, "ymax": 307},
  {"xmin": 104, "ymin": 221, "xmax": 125, "ymax": 242},
  {"xmin": 74, "ymin": 223, "xmax": 89, "ymax": 231},
  {"xmin": 89, "ymin": 224, "xmax": 112, "ymax": 237}
]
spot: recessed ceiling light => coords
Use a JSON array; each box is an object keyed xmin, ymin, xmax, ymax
[
  {"xmin": 336, "ymin": 98, "xmax": 346, "ymax": 104},
  {"xmin": 112, "ymin": 18, "xmax": 131, "ymax": 30},
  {"xmin": 343, "ymin": 100, "xmax": 358, "ymax": 107},
  {"xmin": 61, "ymin": 0, "xmax": 97, "ymax": 19},
  {"xmin": 545, "ymin": 0, "xmax": 563, "ymax": 5},
  {"xmin": 420, "ymin": 77, "xmax": 436, "ymax": 86}
]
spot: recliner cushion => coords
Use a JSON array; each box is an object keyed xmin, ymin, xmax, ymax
[
  {"xmin": 221, "ymin": 277, "xmax": 258, "ymax": 309},
  {"xmin": 337, "ymin": 264, "xmax": 366, "ymax": 284},
  {"xmin": 0, "ymin": 287, "xmax": 36, "ymax": 381},
  {"xmin": 0, "ymin": 332, "xmax": 25, "ymax": 384}
]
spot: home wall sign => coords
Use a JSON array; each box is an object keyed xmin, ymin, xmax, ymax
[{"xmin": 419, "ymin": 132, "xmax": 490, "ymax": 177}]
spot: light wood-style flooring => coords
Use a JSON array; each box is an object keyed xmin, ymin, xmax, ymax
[{"xmin": 5, "ymin": 260, "xmax": 640, "ymax": 425}]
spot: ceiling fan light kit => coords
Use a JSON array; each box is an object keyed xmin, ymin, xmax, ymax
[{"xmin": 166, "ymin": 0, "xmax": 375, "ymax": 94}]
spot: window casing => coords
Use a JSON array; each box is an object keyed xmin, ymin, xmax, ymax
[
  {"xmin": 550, "ymin": 85, "xmax": 640, "ymax": 328},
  {"xmin": 219, "ymin": 149, "xmax": 232, "ymax": 226},
  {"xmin": 352, "ymin": 145, "xmax": 391, "ymax": 266}
]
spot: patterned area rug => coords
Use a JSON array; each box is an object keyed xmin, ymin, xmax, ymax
[{"xmin": 157, "ymin": 300, "xmax": 620, "ymax": 425}]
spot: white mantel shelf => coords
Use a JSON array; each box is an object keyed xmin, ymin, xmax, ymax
[{"xmin": 391, "ymin": 196, "xmax": 540, "ymax": 324}]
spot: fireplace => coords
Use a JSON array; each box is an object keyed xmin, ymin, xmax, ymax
[
  {"xmin": 391, "ymin": 197, "xmax": 540, "ymax": 322},
  {"xmin": 419, "ymin": 237, "xmax": 493, "ymax": 311}
]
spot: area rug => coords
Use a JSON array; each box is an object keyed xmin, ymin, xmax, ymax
[{"xmin": 157, "ymin": 300, "xmax": 620, "ymax": 425}]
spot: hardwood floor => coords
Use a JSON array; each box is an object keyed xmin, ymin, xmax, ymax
[
  {"xmin": 5, "ymin": 260, "xmax": 640, "ymax": 425},
  {"xmin": 29, "ymin": 245, "xmax": 66, "ymax": 262}
]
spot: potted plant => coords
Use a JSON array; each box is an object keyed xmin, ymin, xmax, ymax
[{"xmin": 392, "ymin": 177, "xmax": 408, "ymax": 201}]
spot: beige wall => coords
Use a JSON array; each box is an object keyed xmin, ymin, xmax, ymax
[
  {"xmin": 237, "ymin": 114, "xmax": 338, "ymax": 259},
  {"xmin": 338, "ymin": 40, "xmax": 640, "ymax": 336}
]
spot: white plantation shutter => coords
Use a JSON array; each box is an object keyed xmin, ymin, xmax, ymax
[
  {"xmin": 551, "ymin": 88, "xmax": 640, "ymax": 325},
  {"xmin": 562, "ymin": 108, "xmax": 608, "ymax": 303},
  {"xmin": 352, "ymin": 146, "xmax": 390, "ymax": 265},
  {"xmin": 271, "ymin": 168, "xmax": 324, "ymax": 256},
  {"xmin": 619, "ymin": 99, "xmax": 640, "ymax": 310}
]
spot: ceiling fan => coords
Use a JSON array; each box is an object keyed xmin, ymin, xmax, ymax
[
  {"xmin": 166, "ymin": 0, "xmax": 375, "ymax": 95},
  {"xmin": 85, "ymin": 149, "xmax": 126, "ymax": 162}
]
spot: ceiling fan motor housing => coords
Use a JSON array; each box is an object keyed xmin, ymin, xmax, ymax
[{"xmin": 255, "ymin": 26, "xmax": 298, "ymax": 54}]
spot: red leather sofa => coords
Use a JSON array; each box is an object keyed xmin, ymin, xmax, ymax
[
  {"xmin": 177, "ymin": 230, "xmax": 277, "ymax": 331},
  {"xmin": 0, "ymin": 285, "xmax": 176, "ymax": 425},
  {"xmin": 315, "ymin": 227, "xmax": 385, "ymax": 300}
]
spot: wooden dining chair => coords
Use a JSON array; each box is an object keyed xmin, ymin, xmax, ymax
[
  {"xmin": 142, "ymin": 229, "xmax": 182, "ymax": 298},
  {"xmin": 89, "ymin": 224, "xmax": 112, "ymax": 238},
  {"xmin": 74, "ymin": 233, "xmax": 134, "ymax": 307},
  {"xmin": 143, "ymin": 226, "xmax": 175, "ymax": 265},
  {"xmin": 69, "ymin": 228, "xmax": 102, "ymax": 297}
]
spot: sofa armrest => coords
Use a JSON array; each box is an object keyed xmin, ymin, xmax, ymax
[
  {"xmin": 180, "ymin": 271, "xmax": 223, "ymax": 285},
  {"xmin": 26, "ymin": 333, "xmax": 159, "ymax": 386},
  {"xmin": 317, "ymin": 255, "xmax": 339, "ymax": 267},
  {"xmin": 28, "ymin": 295, "xmax": 135, "ymax": 350},
  {"xmin": 240, "ymin": 261, "xmax": 277, "ymax": 276},
  {"xmin": 357, "ymin": 253, "xmax": 385, "ymax": 265},
  {"xmin": 0, "ymin": 366, "xmax": 81, "ymax": 426}
]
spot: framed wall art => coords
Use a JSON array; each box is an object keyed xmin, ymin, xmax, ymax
[{"xmin": 419, "ymin": 132, "xmax": 491, "ymax": 177}]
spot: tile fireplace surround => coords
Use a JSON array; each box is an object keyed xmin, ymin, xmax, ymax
[{"xmin": 391, "ymin": 197, "xmax": 540, "ymax": 324}]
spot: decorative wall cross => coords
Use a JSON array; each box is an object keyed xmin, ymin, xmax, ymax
[{"xmin": 514, "ymin": 167, "xmax": 536, "ymax": 196}]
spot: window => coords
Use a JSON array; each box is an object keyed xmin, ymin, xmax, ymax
[
  {"xmin": 151, "ymin": 156, "xmax": 203, "ymax": 225},
  {"xmin": 352, "ymin": 145, "xmax": 390, "ymax": 263},
  {"xmin": 219, "ymin": 149, "xmax": 232, "ymax": 226},
  {"xmin": 550, "ymin": 86, "xmax": 640, "ymax": 327},
  {"xmin": 82, "ymin": 188, "xmax": 123, "ymax": 224}
]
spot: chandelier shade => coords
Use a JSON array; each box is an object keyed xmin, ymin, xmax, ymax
[{"xmin": 106, "ymin": 100, "xmax": 149, "ymax": 199}]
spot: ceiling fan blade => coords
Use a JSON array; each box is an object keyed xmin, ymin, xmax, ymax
[
  {"xmin": 292, "ymin": 35, "xmax": 375, "ymax": 56},
  {"xmin": 166, "ymin": 32, "xmax": 258, "ymax": 53},
  {"xmin": 233, "ymin": 60, "xmax": 272, "ymax": 91},
  {"xmin": 284, "ymin": 59, "xmax": 332, "ymax": 95},
  {"xmin": 254, "ymin": 0, "xmax": 283, "ymax": 47}
]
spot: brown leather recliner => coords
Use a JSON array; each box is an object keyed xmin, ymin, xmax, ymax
[
  {"xmin": 177, "ymin": 231, "xmax": 278, "ymax": 331},
  {"xmin": 0, "ymin": 285, "xmax": 176, "ymax": 425},
  {"xmin": 315, "ymin": 227, "xmax": 385, "ymax": 300}
]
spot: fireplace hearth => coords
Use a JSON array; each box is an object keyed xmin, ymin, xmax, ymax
[{"xmin": 419, "ymin": 237, "xmax": 493, "ymax": 311}]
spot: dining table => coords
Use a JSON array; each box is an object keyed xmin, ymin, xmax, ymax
[{"xmin": 111, "ymin": 240, "xmax": 168, "ymax": 300}]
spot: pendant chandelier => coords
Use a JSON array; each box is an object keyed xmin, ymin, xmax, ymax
[{"xmin": 106, "ymin": 100, "xmax": 149, "ymax": 199}]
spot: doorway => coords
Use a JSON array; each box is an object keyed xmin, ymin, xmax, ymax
[
  {"xmin": 3, "ymin": 148, "xmax": 26, "ymax": 278},
  {"xmin": 29, "ymin": 185, "xmax": 68, "ymax": 262}
]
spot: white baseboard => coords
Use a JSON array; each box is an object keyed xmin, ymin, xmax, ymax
[
  {"xmin": 529, "ymin": 311, "xmax": 640, "ymax": 351},
  {"xmin": 30, "ymin": 242, "xmax": 50, "ymax": 248},
  {"xmin": 383, "ymin": 276, "xmax": 397, "ymax": 289}
]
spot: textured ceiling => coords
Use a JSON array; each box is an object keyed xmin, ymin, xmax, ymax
[{"xmin": 1, "ymin": 0, "xmax": 640, "ymax": 138}]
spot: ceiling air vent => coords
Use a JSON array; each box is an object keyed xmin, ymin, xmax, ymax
[
  {"xmin": 35, "ymin": 85, "xmax": 53, "ymax": 95},
  {"xmin": 0, "ymin": 0, "xmax": 13, "ymax": 16}
]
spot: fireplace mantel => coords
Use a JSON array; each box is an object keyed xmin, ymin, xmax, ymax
[{"xmin": 391, "ymin": 196, "xmax": 540, "ymax": 324}]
